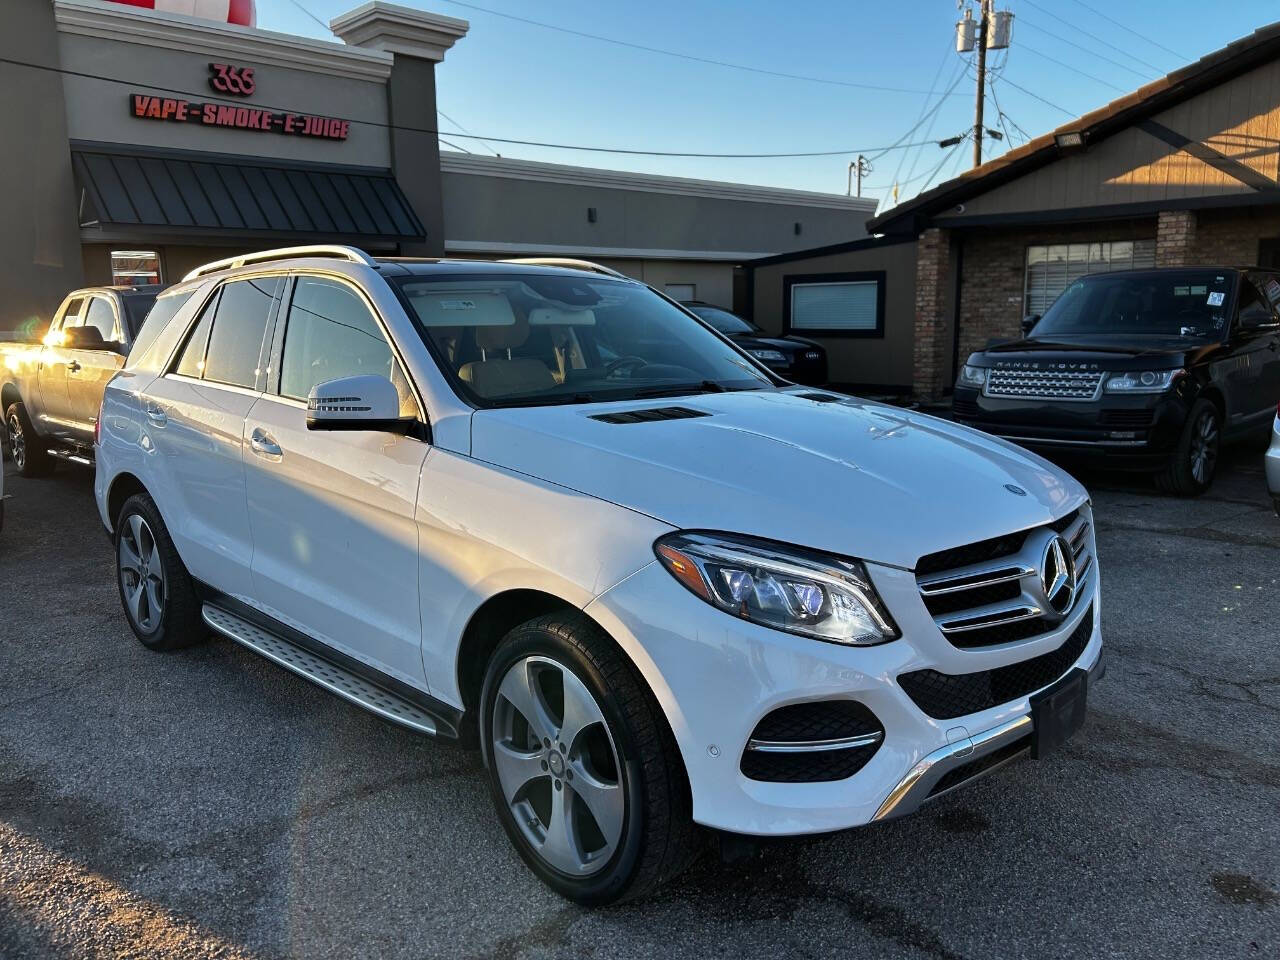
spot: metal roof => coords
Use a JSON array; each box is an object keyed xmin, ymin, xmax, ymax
[{"xmin": 71, "ymin": 143, "xmax": 425, "ymax": 243}]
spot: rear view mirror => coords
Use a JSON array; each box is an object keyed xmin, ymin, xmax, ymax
[
  {"xmin": 306, "ymin": 375, "xmax": 411, "ymax": 433},
  {"xmin": 1238, "ymin": 302, "xmax": 1277, "ymax": 330},
  {"xmin": 1020, "ymin": 314, "xmax": 1041, "ymax": 336}
]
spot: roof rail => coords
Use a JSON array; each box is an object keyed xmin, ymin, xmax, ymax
[
  {"xmin": 501, "ymin": 257, "xmax": 628, "ymax": 279},
  {"xmin": 182, "ymin": 245, "xmax": 377, "ymax": 282}
]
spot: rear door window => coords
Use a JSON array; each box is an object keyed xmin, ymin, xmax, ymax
[
  {"xmin": 82, "ymin": 296, "xmax": 119, "ymax": 342},
  {"xmin": 202, "ymin": 276, "xmax": 283, "ymax": 389}
]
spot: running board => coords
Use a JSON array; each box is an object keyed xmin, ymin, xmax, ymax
[
  {"xmin": 201, "ymin": 604, "xmax": 445, "ymax": 737},
  {"xmin": 46, "ymin": 446, "xmax": 93, "ymax": 467}
]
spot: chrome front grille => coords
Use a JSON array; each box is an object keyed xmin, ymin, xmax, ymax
[
  {"xmin": 985, "ymin": 368, "xmax": 1104, "ymax": 401},
  {"xmin": 916, "ymin": 509, "xmax": 1095, "ymax": 649}
]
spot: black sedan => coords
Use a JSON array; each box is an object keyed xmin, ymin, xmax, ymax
[{"xmin": 681, "ymin": 301, "xmax": 828, "ymax": 385}]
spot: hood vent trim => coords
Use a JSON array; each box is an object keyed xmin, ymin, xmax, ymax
[{"xmin": 590, "ymin": 406, "xmax": 710, "ymax": 425}]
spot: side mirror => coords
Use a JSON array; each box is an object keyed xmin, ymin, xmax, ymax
[
  {"xmin": 306, "ymin": 375, "xmax": 411, "ymax": 433},
  {"xmin": 1238, "ymin": 303, "xmax": 1276, "ymax": 330},
  {"xmin": 1020, "ymin": 314, "xmax": 1041, "ymax": 336},
  {"xmin": 62, "ymin": 326, "xmax": 107, "ymax": 350}
]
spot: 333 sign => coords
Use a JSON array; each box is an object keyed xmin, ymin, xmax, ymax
[{"xmin": 208, "ymin": 62, "xmax": 256, "ymax": 97}]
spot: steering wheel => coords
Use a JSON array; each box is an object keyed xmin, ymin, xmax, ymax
[{"xmin": 604, "ymin": 355, "xmax": 647, "ymax": 377}]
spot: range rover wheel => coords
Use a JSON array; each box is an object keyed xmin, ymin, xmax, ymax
[
  {"xmin": 4, "ymin": 402, "xmax": 54, "ymax": 478},
  {"xmin": 1157, "ymin": 399, "xmax": 1220, "ymax": 497},
  {"xmin": 115, "ymin": 493, "xmax": 205, "ymax": 651},
  {"xmin": 479, "ymin": 614, "xmax": 698, "ymax": 905}
]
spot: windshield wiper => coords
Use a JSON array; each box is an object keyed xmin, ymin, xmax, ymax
[{"xmin": 632, "ymin": 380, "xmax": 735, "ymax": 399}]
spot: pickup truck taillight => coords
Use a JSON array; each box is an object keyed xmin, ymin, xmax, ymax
[{"xmin": 95, "ymin": 397, "xmax": 104, "ymax": 446}]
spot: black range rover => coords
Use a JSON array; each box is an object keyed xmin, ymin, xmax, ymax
[{"xmin": 953, "ymin": 267, "xmax": 1280, "ymax": 495}]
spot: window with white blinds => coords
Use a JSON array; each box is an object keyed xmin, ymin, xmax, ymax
[
  {"xmin": 789, "ymin": 280, "xmax": 880, "ymax": 333},
  {"xmin": 1024, "ymin": 239, "xmax": 1156, "ymax": 316}
]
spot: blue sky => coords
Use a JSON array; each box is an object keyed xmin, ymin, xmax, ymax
[{"xmin": 260, "ymin": 0, "xmax": 1276, "ymax": 210}]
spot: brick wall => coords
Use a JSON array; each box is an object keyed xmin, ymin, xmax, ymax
[
  {"xmin": 1193, "ymin": 207, "xmax": 1280, "ymax": 264},
  {"xmin": 912, "ymin": 228, "xmax": 950, "ymax": 399},
  {"xmin": 1156, "ymin": 210, "xmax": 1197, "ymax": 266},
  {"xmin": 953, "ymin": 219, "xmax": 1157, "ymax": 368}
]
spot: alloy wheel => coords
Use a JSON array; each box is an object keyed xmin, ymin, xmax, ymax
[
  {"xmin": 118, "ymin": 514, "xmax": 166, "ymax": 633},
  {"xmin": 491, "ymin": 655, "xmax": 625, "ymax": 876},
  {"xmin": 6, "ymin": 413, "xmax": 25, "ymax": 471},
  {"xmin": 1189, "ymin": 410, "xmax": 1219, "ymax": 485}
]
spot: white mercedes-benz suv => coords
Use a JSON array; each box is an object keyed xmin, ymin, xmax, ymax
[{"xmin": 96, "ymin": 246, "xmax": 1103, "ymax": 904}]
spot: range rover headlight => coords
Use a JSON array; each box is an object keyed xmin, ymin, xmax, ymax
[
  {"xmin": 1104, "ymin": 369, "xmax": 1183, "ymax": 393},
  {"xmin": 654, "ymin": 532, "xmax": 899, "ymax": 646},
  {"xmin": 957, "ymin": 364, "xmax": 987, "ymax": 388}
]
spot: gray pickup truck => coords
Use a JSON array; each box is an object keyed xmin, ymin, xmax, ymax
[{"xmin": 2, "ymin": 285, "xmax": 162, "ymax": 476}]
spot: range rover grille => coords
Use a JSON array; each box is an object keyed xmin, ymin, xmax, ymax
[
  {"xmin": 985, "ymin": 368, "xmax": 1104, "ymax": 401},
  {"xmin": 914, "ymin": 508, "xmax": 1094, "ymax": 650}
]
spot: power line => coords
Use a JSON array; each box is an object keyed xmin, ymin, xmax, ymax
[
  {"xmin": 1016, "ymin": 19, "xmax": 1157, "ymax": 82},
  {"xmin": 1020, "ymin": 0, "xmax": 1171, "ymax": 75},
  {"xmin": 992, "ymin": 72, "xmax": 1078, "ymax": 118},
  {"xmin": 1064, "ymin": 0, "xmax": 1189, "ymax": 62},
  {"xmin": 282, "ymin": 0, "xmax": 328, "ymax": 31},
  {"xmin": 438, "ymin": 137, "xmax": 471, "ymax": 154},
  {"xmin": 1016, "ymin": 43, "xmax": 1128, "ymax": 93},
  {"xmin": 888, "ymin": 56, "xmax": 971, "ymax": 208},
  {"xmin": 437, "ymin": 109, "xmax": 501, "ymax": 156},
  {"xmin": 0, "ymin": 55, "xmax": 952, "ymax": 159},
  {"xmin": 434, "ymin": 0, "xmax": 967, "ymax": 97}
]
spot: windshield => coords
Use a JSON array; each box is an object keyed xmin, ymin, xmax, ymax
[
  {"xmin": 687, "ymin": 305, "xmax": 757, "ymax": 336},
  {"xmin": 396, "ymin": 274, "xmax": 774, "ymax": 407},
  {"xmin": 1031, "ymin": 270, "xmax": 1234, "ymax": 340}
]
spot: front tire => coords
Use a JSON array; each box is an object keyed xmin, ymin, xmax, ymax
[
  {"xmin": 115, "ymin": 493, "xmax": 205, "ymax": 650},
  {"xmin": 5, "ymin": 402, "xmax": 54, "ymax": 478},
  {"xmin": 1156, "ymin": 399, "xmax": 1221, "ymax": 496},
  {"xmin": 479, "ymin": 614, "xmax": 698, "ymax": 905}
]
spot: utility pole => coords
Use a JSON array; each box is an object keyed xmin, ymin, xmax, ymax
[
  {"xmin": 848, "ymin": 155, "xmax": 870, "ymax": 197},
  {"xmin": 972, "ymin": 0, "xmax": 989, "ymax": 168},
  {"xmin": 956, "ymin": 0, "xmax": 1012, "ymax": 169}
]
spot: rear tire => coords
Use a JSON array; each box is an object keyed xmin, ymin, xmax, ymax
[
  {"xmin": 1156, "ymin": 399, "xmax": 1220, "ymax": 496},
  {"xmin": 479, "ymin": 613, "xmax": 699, "ymax": 904},
  {"xmin": 4, "ymin": 402, "xmax": 54, "ymax": 478},
  {"xmin": 115, "ymin": 493, "xmax": 206, "ymax": 651}
]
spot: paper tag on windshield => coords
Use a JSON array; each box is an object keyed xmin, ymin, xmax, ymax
[
  {"xmin": 1206, "ymin": 291, "xmax": 1225, "ymax": 306},
  {"xmin": 439, "ymin": 299, "xmax": 476, "ymax": 310}
]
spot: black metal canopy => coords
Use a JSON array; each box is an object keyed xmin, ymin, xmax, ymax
[{"xmin": 72, "ymin": 143, "xmax": 425, "ymax": 243}]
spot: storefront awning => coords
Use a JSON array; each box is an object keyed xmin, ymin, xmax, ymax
[{"xmin": 72, "ymin": 144, "xmax": 425, "ymax": 244}]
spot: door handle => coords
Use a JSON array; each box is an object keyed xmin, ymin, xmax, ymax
[
  {"xmin": 144, "ymin": 401, "xmax": 166, "ymax": 426},
  {"xmin": 68, "ymin": 361, "xmax": 81, "ymax": 373},
  {"xmin": 249, "ymin": 428, "xmax": 282, "ymax": 459}
]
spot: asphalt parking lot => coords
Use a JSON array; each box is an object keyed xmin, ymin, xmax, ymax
[{"xmin": 1, "ymin": 450, "xmax": 1277, "ymax": 960}]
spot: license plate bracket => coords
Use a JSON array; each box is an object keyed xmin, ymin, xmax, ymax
[{"xmin": 1029, "ymin": 668, "xmax": 1088, "ymax": 759}]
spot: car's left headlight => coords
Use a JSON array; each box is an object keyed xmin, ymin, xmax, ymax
[
  {"xmin": 957, "ymin": 364, "xmax": 987, "ymax": 388},
  {"xmin": 748, "ymin": 349, "xmax": 787, "ymax": 363},
  {"xmin": 1103, "ymin": 369, "xmax": 1183, "ymax": 393},
  {"xmin": 654, "ymin": 532, "xmax": 899, "ymax": 645}
]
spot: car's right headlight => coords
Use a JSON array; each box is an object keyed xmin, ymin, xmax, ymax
[
  {"xmin": 957, "ymin": 364, "xmax": 987, "ymax": 388},
  {"xmin": 654, "ymin": 532, "xmax": 899, "ymax": 646}
]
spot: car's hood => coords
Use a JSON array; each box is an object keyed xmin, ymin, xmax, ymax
[
  {"xmin": 978, "ymin": 336, "xmax": 1218, "ymax": 367},
  {"xmin": 470, "ymin": 390, "xmax": 1086, "ymax": 569}
]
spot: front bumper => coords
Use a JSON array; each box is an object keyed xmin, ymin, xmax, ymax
[
  {"xmin": 585, "ymin": 556, "xmax": 1103, "ymax": 837},
  {"xmin": 1265, "ymin": 415, "xmax": 1280, "ymax": 515},
  {"xmin": 952, "ymin": 385, "xmax": 1191, "ymax": 469}
]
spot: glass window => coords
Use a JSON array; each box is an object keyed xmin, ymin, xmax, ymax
[
  {"xmin": 174, "ymin": 298, "xmax": 215, "ymax": 379},
  {"xmin": 396, "ymin": 273, "xmax": 773, "ymax": 406},
  {"xmin": 1024, "ymin": 239, "xmax": 1157, "ymax": 315},
  {"xmin": 111, "ymin": 250, "xmax": 161, "ymax": 286},
  {"xmin": 789, "ymin": 280, "xmax": 879, "ymax": 333},
  {"xmin": 203, "ymin": 276, "xmax": 282, "ymax": 389},
  {"xmin": 128, "ymin": 291, "xmax": 192, "ymax": 367},
  {"xmin": 689, "ymin": 305, "xmax": 756, "ymax": 336},
  {"xmin": 121, "ymin": 294, "xmax": 158, "ymax": 339},
  {"xmin": 280, "ymin": 276, "xmax": 415, "ymax": 416},
  {"xmin": 60, "ymin": 297, "xmax": 85, "ymax": 330},
  {"xmin": 82, "ymin": 297, "xmax": 118, "ymax": 341}
]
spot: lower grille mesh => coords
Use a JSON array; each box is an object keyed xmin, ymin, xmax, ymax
[
  {"xmin": 740, "ymin": 701, "xmax": 883, "ymax": 783},
  {"xmin": 899, "ymin": 607, "xmax": 1094, "ymax": 720}
]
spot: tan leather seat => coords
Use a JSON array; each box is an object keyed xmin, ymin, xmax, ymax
[{"xmin": 458, "ymin": 317, "xmax": 556, "ymax": 398}]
